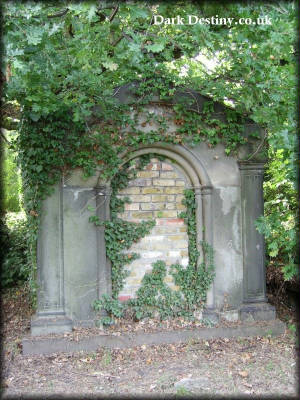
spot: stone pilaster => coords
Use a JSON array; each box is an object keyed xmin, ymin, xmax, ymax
[
  {"xmin": 31, "ymin": 181, "xmax": 72, "ymax": 335},
  {"xmin": 239, "ymin": 162, "xmax": 267, "ymax": 303},
  {"xmin": 200, "ymin": 185, "xmax": 219, "ymax": 323}
]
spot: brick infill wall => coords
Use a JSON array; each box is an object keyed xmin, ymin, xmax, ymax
[{"xmin": 117, "ymin": 158, "xmax": 189, "ymax": 301}]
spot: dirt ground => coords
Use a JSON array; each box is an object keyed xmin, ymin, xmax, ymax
[{"xmin": 1, "ymin": 286, "xmax": 299, "ymax": 398}]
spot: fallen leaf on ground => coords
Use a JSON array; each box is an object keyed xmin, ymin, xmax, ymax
[
  {"xmin": 241, "ymin": 353, "xmax": 251, "ymax": 362},
  {"xmin": 238, "ymin": 370, "xmax": 249, "ymax": 378}
]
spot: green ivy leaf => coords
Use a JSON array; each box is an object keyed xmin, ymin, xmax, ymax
[{"xmin": 145, "ymin": 42, "xmax": 165, "ymax": 53}]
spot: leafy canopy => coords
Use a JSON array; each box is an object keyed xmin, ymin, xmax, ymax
[{"xmin": 3, "ymin": 2, "xmax": 296, "ymax": 150}]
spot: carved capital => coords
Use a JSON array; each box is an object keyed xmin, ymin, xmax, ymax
[
  {"xmin": 201, "ymin": 185, "xmax": 213, "ymax": 196},
  {"xmin": 238, "ymin": 161, "xmax": 265, "ymax": 174}
]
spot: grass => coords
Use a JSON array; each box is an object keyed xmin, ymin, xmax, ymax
[
  {"xmin": 101, "ymin": 349, "xmax": 112, "ymax": 366},
  {"xmin": 175, "ymin": 386, "xmax": 193, "ymax": 396}
]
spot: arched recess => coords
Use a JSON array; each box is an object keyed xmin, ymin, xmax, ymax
[{"xmin": 99, "ymin": 142, "xmax": 215, "ymax": 308}]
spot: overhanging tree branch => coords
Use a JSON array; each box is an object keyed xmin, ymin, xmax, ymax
[
  {"xmin": 109, "ymin": 4, "xmax": 119, "ymax": 22},
  {"xmin": 47, "ymin": 8, "xmax": 69, "ymax": 18},
  {"xmin": 111, "ymin": 34, "xmax": 124, "ymax": 47}
]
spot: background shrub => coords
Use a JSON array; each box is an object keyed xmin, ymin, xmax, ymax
[
  {"xmin": 1, "ymin": 212, "xmax": 31, "ymax": 288},
  {"xmin": 3, "ymin": 141, "xmax": 22, "ymax": 212}
]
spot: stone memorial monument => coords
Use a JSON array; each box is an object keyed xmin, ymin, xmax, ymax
[{"xmin": 30, "ymin": 84, "xmax": 276, "ymax": 335}]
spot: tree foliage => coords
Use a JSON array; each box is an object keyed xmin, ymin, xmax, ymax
[
  {"xmin": 3, "ymin": 137, "xmax": 22, "ymax": 212},
  {"xmin": 2, "ymin": 1, "xmax": 298, "ymax": 280}
]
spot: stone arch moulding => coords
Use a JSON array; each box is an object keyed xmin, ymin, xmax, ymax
[{"xmin": 115, "ymin": 143, "xmax": 214, "ymax": 307}]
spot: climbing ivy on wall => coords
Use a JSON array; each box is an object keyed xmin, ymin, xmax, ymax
[
  {"xmin": 13, "ymin": 82, "xmax": 230, "ymax": 304},
  {"xmin": 128, "ymin": 189, "xmax": 215, "ymax": 322},
  {"xmin": 92, "ymin": 163, "xmax": 215, "ymax": 325},
  {"xmin": 90, "ymin": 154, "xmax": 156, "ymax": 298},
  {"xmin": 171, "ymin": 190, "xmax": 215, "ymax": 310}
]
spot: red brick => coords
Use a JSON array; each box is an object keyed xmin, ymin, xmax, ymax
[{"xmin": 118, "ymin": 295, "xmax": 131, "ymax": 302}]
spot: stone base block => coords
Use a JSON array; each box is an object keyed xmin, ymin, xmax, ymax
[
  {"xmin": 219, "ymin": 310, "xmax": 239, "ymax": 322},
  {"xmin": 240, "ymin": 302, "xmax": 276, "ymax": 322},
  {"xmin": 73, "ymin": 319, "xmax": 95, "ymax": 328},
  {"xmin": 202, "ymin": 308, "xmax": 219, "ymax": 325},
  {"xmin": 31, "ymin": 314, "xmax": 73, "ymax": 336}
]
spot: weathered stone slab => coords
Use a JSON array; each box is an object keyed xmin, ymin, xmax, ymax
[
  {"xmin": 22, "ymin": 319, "xmax": 285, "ymax": 356},
  {"xmin": 240, "ymin": 302, "xmax": 276, "ymax": 322}
]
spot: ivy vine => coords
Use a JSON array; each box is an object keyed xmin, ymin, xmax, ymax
[
  {"xmin": 170, "ymin": 190, "xmax": 215, "ymax": 311},
  {"xmin": 92, "ymin": 161, "xmax": 215, "ymax": 325},
  {"xmin": 89, "ymin": 154, "xmax": 156, "ymax": 298},
  {"xmin": 14, "ymin": 76, "xmax": 241, "ymax": 307}
]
